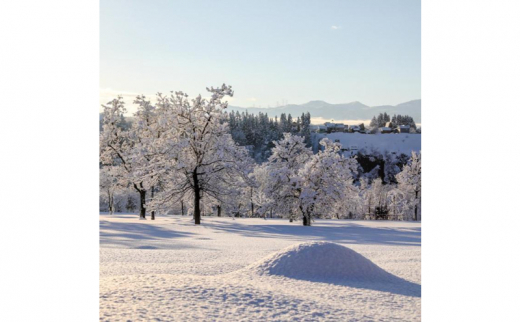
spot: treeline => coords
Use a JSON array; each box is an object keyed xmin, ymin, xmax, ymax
[
  {"xmin": 225, "ymin": 111, "xmax": 311, "ymax": 162},
  {"xmin": 99, "ymin": 84, "xmax": 421, "ymax": 225},
  {"xmin": 369, "ymin": 113, "xmax": 417, "ymax": 128}
]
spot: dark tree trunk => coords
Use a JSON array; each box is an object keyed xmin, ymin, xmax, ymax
[
  {"xmin": 414, "ymin": 190, "xmax": 419, "ymax": 221},
  {"xmin": 303, "ymin": 215, "xmax": 311, "ymax": 226},
  {"xmin": 393, "ymin": 196, "xmax": 397, "ymax": 220},
  {"xmin": 181, "ymin": 200, "xmax": 184, "ymax": 216},
  {"xmin": 250, "ymin": 187, "xmax": 254, "ymax": 217},
  {"xmin": 368, "ymin": 197, "xmax": 372, "ymax": 220},
  {"xmin": 217, "ymin": 205, "xmax": 221, "ymax": 217},
  {"xmin": 139, "ymin": 190, "xmax": 146, "ymax": 220},
  {"xmin": 193, "ymin": 170, "xmax": 201, "ymax": 225},
  {"xmin": 300, "ymin": 204, "xmax": 311, "ymax": 226},
  {"xmin": 151, "ymin": 185, "xmax": 155, "ymax": 220},
  {"xmin": 108, "ymin": 190, "xmax": 114, "ymax": 215}
]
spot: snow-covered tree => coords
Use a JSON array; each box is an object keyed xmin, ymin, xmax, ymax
[
  {"xmin": 262, "ymin": 133, "xmax": 313, "ymax": 224},
  {"xmin": 387, "ymin": 187, "xmax": 407, "ymax": 220},
  {"xmin": 262, "ymin": 135, "xmax": 358, "ymax": 225},
  {"xmin": 396, "ymin": 151, "xmax": 421, "ymax": 221},
  {"xmin": 100, "ymin": 95, "xmax": 158, "ymax": 219},
  {"xmin": 145, "ymin": 84, "xmax": 254, "ymax": 224},
  {"xmin": 99, "ymin": 166, "xmax": 124, "ymax": 214},
  {"xmin": 371, "ymin": 178, "xmax": 390, "ymax": 220},
  {"xmin": 250, "ymin": 164, "xmax": 274, "ymax": 218},
  {"xmin": 125, "ymin": 195, "xmax": 137, "ymax": 213},
  {"xmin": 297, "ymin": 138, "xmax": 358, "ymax": 224}
]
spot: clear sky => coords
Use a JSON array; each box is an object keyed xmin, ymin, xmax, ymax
[{"xmin": 100, "ymin": 0, "xmax": 420, "ymax": 112}]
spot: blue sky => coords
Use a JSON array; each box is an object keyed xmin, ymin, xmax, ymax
[{"xmin": 100, "ymin": 0, "xmax": 420, "ymax": 112}]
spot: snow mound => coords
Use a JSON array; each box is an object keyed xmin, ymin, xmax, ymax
[{"xmin": 246, "ymin": 242, "xmax": 397, "ymax": 283}]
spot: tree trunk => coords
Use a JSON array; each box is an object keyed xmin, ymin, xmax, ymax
[
  {"xmin": 393, "ymin": 196, "xmax": 396, "ymax": 220},
  {"xmin": 181, "ymin": 200, "xmax": 184, "ymax": 216},
  {"xmin": 151, "ymin": 185, "xmax": 155, "ymax": 220},
  {"xmin": 217, "ymin": 205, "xmax": 221, "ymax": 217},
  {"xmin": 193, "ymin": 170, "xmax": 201, "ymax": 225},
  {"xmin": 414, "ymin": 190, "xmax": 419, "ymax": 221},
  {"xmin": 368, "ymin": 197, "xmax": 371, "ymax": 220},
  {"xmin": 237, "ymin": 203, "xmax": 242, "ymax": 218},
  {"xmin": 108, "ymin": 190, "xmax": 114, "ymax": 215},
  {"xmin": 250, "ymin": 187, "xmax": 254, "ymax": 217},
  {"xmin": 303, "ymin": 215, "xmax": 311, "ymax": 226},
  {"xmin": 139, "ymin": 190, "xmax": 146, "ymax": 220},
  {"xmin": 300, "ymin": 204, "xmax": 311, "ymax": 226}
]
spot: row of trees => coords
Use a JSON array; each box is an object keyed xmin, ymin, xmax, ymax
[
  {"xmin": 100, "ymin": 85, "xmax": 421, "ymax": 225},
  {"xmin": 239, "ymin": 138, "xmax": 421, "ymax": 223},
  {"xmin": 100, "ymin": 85, "xmax": 253, "ymax": 223},
  {"xmin": 225, "ymin": 110, "xmax": 311, "ymax": 162},
  {"xmin": 369, "ymin": 113, "xmax": 417, "ymax": 129}
]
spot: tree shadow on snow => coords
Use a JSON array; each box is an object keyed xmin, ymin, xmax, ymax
[
  {"xmin": 203, "ymin": 220, "xmax": 421, "ymax": 246},
  {"xmin": 99, "ymin": 220, "xmax": 196, "ymax": 249}
]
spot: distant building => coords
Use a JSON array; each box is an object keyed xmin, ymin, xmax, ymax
[
  {"xmin": 334, "ymin": 124, "xmax": 346, "ymax": 132},
  {"xmin": 350, "ymin": 125, "xmax": 361, "ymax": 132},
  {"xmin": 324, "ymin": 122, "xmax": 347, "ymax": 133},
  {"xmin": 398, "ymin": 125, "xmax": 411, "ymax": 133},
  {"xmin": 311, "ymin": 125, "xmax": 327, "ymax": 133},
  {"xmin": 380, "ymin": 127, "xmax": 393, "ymax": 134}
]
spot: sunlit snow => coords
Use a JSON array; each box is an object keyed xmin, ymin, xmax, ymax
[{"xmin": 100, "ymin": 214, "xmax": 421, "ymax": 321}]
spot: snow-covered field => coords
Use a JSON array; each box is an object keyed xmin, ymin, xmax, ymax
[
  {"xmin": 313, "ymin": 132, "xmax": 421, "ymax": 156},
  {"xmin": 100, "ymin": 214, "xmax": 421, "ymax": 321}
]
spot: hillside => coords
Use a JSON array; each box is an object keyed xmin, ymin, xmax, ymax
[
  {"xmin": 229, "ymin": 99, "xmax": 421, "ymax": 123},
  {"xmin": 312, "ymin": 132, "xmax": 421, "ymax": 156}
]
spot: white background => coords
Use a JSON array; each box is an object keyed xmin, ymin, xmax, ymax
[{"xmin": 1, "ymin": 1, "xmax": 519, "ymax": 322}]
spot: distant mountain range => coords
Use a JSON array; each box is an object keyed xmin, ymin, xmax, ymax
[{"xmin": 229, "ymin": 99, "xmax": 421, "ymax": 123}]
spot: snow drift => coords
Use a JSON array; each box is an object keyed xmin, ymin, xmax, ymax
[{"xmin": 246, "ymin": 242, "xmax": 398, "ymax": 283}]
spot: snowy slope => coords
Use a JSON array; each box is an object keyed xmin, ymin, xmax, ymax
[
  {"xmin": 100, "ymin": 214, "xmax": 421, "ymax": 321},
  {"xmin": 313, "ymin": 132, "xmax": 421, "ymax": 156}
]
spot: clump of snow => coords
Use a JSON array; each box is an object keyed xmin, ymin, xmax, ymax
[{"xmin": 247, "ymin": 241, "xmax": 397, "ymax": 283}]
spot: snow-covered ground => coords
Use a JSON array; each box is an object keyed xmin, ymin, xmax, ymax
[
  {"xmin": 100, "ymin": 214, "xmax": 421, "ymax": 321},
  {"xmin": 312, "ymin": 132, "xmax": 421, "ymax": 156}
]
